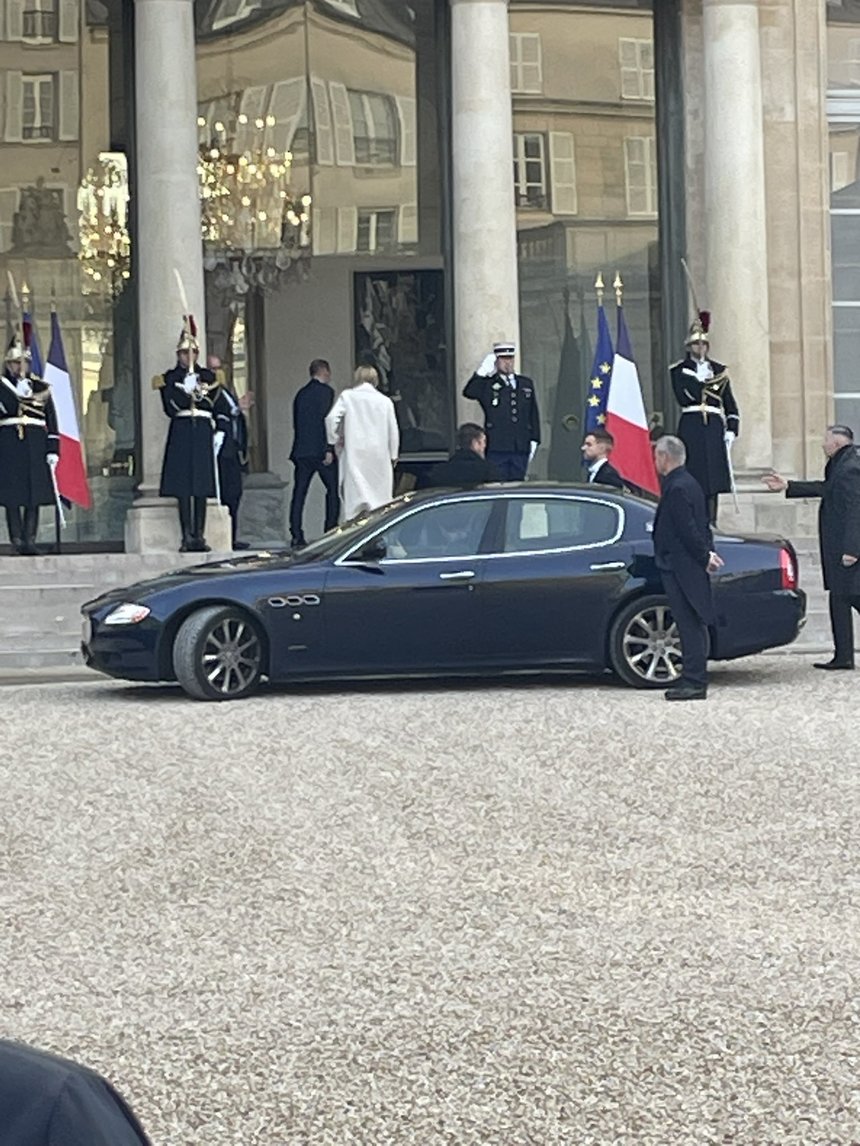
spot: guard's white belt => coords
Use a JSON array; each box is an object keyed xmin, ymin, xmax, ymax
[
  {"xmin": 174, "ymin": 409, "xmax": 213, "ymax": 419},
  {"xmin": 0, "ymin": 415, "xmax": 45, "ymax": 427},
  {"xmin": 680, "ymin": 405, "xmax": 725, "ymax": 421}
]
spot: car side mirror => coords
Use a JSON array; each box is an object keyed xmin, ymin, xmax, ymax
[{"xmin": 353, "ymin": 536, "xmax": 387, "ymax": 564}]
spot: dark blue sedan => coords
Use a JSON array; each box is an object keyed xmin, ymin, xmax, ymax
[{"xmin": 81, "ymin": 484, "xmax": 806, "ymax": 700}]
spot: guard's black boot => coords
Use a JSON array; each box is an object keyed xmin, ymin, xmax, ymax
[
  {"xmin": 20, "ymin": 507, "xmax": 39, "ymax": 555},
  {"xmin": 192, "ymin": 497, "xmax": 209, "ymax": 552},
  {"xmin": 178, "ymin": 499, "xmax": 194, "ymax": 552},
  {"xmin": 6, "ymin": 507, "xmax": 24, "ymax": 553}
]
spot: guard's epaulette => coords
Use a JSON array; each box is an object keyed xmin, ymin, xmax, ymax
[
  {"xmin": 213, "ymin": 368, "xmax": 227, "ymax": 389},
  {"xmin": 669, "ymin": 359, "xmax": 683, "ymax": 369},
  {"xmin": 151, "ymin": 373, "xmax": 166, "ymax": 390}
]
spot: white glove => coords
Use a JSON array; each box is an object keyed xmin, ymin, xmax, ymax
[
  {"xmin": 724, "ymin": 430, "xmax": 736, "ymax": 446},
  {"xmin": 529, "ymin": 440, "xmax": 538, "ymax": 462},
  {"xmin": 15, "ymin": 378, "xmax": 32, "ymax": 398},
  {"xmin": 46, "ymin": 453, "xmax": 59, "ymax": 468},
  {"xmin": 476, "ymin": 352, "xmax": 497, "ymax": 378},
  {"xmin": 182, "ymin": 374, "xmax": 199, "ymax": 395},
  {"xmin": 213, "ymin": 431, "xmax": 225, "ymax": 455}
]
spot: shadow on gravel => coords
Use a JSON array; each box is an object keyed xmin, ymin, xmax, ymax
[{"xmin": 85, "ymin": 659, "xmax": 781, "ymax": 703}]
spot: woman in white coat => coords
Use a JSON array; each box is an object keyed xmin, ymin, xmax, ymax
[{"xmin": 325, "ymin": 365, "xmax": 400, "ymax": 521}]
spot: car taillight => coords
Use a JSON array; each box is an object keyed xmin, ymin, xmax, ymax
[{"xmin": 780, "ymin": 547, "xmax": 798, "ymax": 590}]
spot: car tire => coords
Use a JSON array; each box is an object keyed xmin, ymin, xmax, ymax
[
  {"xmin": 608, "ymin": 594, "xmax": 685, "ymax": 690},
  {"xmin": 172, "ymin": 606, "xmax": 265, "ymax": 701}
]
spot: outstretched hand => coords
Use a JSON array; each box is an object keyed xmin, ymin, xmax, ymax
[{"xmin": 762, "ymin": 472, "xmax": 787, "ymax": 493}]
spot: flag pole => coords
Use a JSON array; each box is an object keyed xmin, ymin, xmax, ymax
[
  {"xmin": 613, "ymin": 272, "xmax": 623, "ymax": 309},
  {"xmin": 594, "ymin": 271, "xmax": 604, "ymax": 307}
]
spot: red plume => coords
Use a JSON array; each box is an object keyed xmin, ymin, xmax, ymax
[
  {"xmin": 188, "ymin": 314, "xmax": 197, "ymax": 337},
  {"xmin": 698, "ymin": 310, "xmax": 711, "ymax": 334}
]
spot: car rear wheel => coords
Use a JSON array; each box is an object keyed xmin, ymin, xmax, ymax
[
  {"xmin": 172, "ymin": 606, "xmax": 264, "ymax": 701},
  {"xmin": 609, "ymin": 594, "xmax": 683, "ymax": 689}
]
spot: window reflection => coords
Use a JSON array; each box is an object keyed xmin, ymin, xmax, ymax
[
  {"xmin": 0, "ymin": 0, "xmax": 135, "ymax": 548},
  {"xmin": 512, "ymin": 1, "xmax": 658, "ymax": 484}
]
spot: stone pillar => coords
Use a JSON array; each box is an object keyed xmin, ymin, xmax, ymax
[
  {"xmin": 450, "ymin": 0, "xmax": 520, "ymax": 422},
  {"xmin": 703, "ymin": 0, "xmax": 772, "ymax": 472},
  {"xmin": 126, "ymin": 0, "xmax": 231, "ymax": 552}
]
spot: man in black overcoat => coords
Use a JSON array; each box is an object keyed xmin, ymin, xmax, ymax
[
  {"xmin": 208, "ymin": 355, "xmax": 251, "ymax": 550},
  {"xmin": 462, "ymin": 340, "xmax": 540, "ymax": 480},
  {"xmin": 653, "ymin": 434, "xmax": 724, "ymax": 701},
  {"xmin": 0, "ymin": 333, "xmax": 59, "ymax": 554},
  {"xmin": 764, "ymin": 423, "xmax": 860, "ymax": 670},
  {"xmin": 289, "ymin": 358, "xmax": 339, "ymax": 548},
  {"xmin": 671, "ymin": 316, "xmax": 740, "ymax": 524},
  {"xmin": 422, "ymin": 422, "xmax": 500, "ymax": 488},
  {"xmin": 0, "ymin": 1038, "xmax": 151, "ymax": 1145},
  {"xmin": 156, "ymin": 321, "xmax": 223, "ymax": 552}
]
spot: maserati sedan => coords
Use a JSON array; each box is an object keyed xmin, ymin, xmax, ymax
[{"xmin": 81, "ymin": 484, "xmax": 806, "ymax": 701}]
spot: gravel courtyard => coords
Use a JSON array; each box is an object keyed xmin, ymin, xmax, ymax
[{"xmin": 1, "ymin": 657, "xmax": 857, "ymax": 1145}]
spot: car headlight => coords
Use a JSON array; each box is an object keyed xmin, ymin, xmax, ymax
[{"xmin": 103, "ymin": 603, "xmax": 151, "ymax": 626}]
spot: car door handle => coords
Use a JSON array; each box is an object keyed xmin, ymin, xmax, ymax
[
  {"xmin": 589, "ymin": 561, "xmax": 626, "ymax": 571},
  {"xmin": 438, "ymin": 570, "xmax": 476, "ymax": 581}
]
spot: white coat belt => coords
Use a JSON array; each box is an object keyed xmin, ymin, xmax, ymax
[{"xmin": 174, "ymin": 409, "xmax": 213, "ymax": 419}]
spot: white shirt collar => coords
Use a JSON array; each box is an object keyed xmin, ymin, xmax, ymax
[{"xmin": 587, "ymin": 457, "xmax": 607, "ymax": 480}]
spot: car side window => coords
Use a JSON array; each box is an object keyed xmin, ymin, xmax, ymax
[
  {"xmin": 381, "ymin": 500, "xmax": 494, "ymax": 560},
  {"xmin": 503, "ymin": 497, "xmax": 619, "ymax": 553}
]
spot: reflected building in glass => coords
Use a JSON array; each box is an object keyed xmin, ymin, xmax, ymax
[{"xmin": 0, "ymin": 0, "xmax": 846, "ymax": 551}]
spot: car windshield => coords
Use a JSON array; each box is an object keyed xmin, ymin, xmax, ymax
[{"xmin": 287, "ymin": 495, "xmax": 421, "ymax": 562}]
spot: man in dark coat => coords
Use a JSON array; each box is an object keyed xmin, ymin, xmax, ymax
[
  {"xmin": 0, "ymin": 333, "xmax": 59, "ymax": 555},
  {"xmin": 671, "ymin": 317, "xmax": 740, "ymax": 524},
  {"xmin": 208, "ymin": 356, "xmax": 251, "ymax": 550},
  {"xmin": 581, "ymin": 428, "xmax": 628, "ymax": 490},
  {"xmin": 764, "ymin": 424, "xmax": 860, "ymax": 670},
  {"xmin": 289, "ymin": 358, "xmax": 339, "ymax": 548},
  {"xmin": 462, "ymin": 340, "xmax": 540, "ymax": 480},
  {"xmin": 0, "ymin": 1039, "xmax": 151, "ymax": 1145},
  {"xmin": 422, "ymin": 422, "xmax": 500, "ymax": 488},
  {"xmin": 156, "ymin": 322, "xmax": 223, "ymax": 552},
  {"xmin": 653, "ymin": 434, "xmax": 724, "ymax": 701}
]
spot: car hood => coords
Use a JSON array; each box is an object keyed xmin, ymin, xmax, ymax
[{"xmin": 82, "ymin": 550, "xmax": 300, "ymax": 610}]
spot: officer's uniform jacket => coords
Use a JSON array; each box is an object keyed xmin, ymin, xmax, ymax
[
  {"xmin": 156, "ymin": 363, "xmax": 229, "ymax": 499},
  {"xmin": 671, "ymin": 355, "xmax": 739, "ymax": 497},
  {"xmin": 0, "ymin": 371, "xmax": 59, "ymax": 508},
  {"xmin": 463, "ymin": 372, "xmax": 541, "ymax": 455}
]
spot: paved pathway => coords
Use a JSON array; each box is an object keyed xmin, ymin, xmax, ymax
[{"xmin": 1, "ymin": 657, "xmax": 856, "ymax": 1144}]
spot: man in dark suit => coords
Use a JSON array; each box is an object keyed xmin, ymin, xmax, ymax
[
  {"xmin": 462, "ymin": 340, "xmax": 540, "ymax": 480},
  {"xmin": 422, "ymin": 423, "xmax": 500, "ymax": 488},
  {"xmin": 581, "ymin": 428, "xmax": 627, "ymax": 490},
  {"xmin": 764, "ymin": 423, "xmax": 860, "ymax": 670},
  {"xmin": 0, "ymin": 1039, "xmax": 151, "ymax": 1144},
  {"xmin": 289, "ymin": 358, "xmax": 340, "ymax": 548},
  {"xmin": 653, "ymin": 435, "xmax": 724, "ymax": 701}
]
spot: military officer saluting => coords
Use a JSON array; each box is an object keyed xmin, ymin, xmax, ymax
[
  {"xmin": 0, "ymin": 330, "xmax": 59, "ymax": 555},
  {"xmin": 463, "ymin": 340, "xmax": 540, "ymax": 480},
  {"xmin": 156, "ymin": 316, "xmax": 228, "ymax": 553},
  {"xmin": 670, "ymin": 313, "xmax": 740, "ymax": 524}
]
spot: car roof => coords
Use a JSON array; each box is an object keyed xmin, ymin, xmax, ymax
[{"xmin": 397, "ymin": 482, "xmax": 653, "ymax": 506}]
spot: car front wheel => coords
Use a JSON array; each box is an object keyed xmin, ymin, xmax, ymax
[
  {"xmin": 172, "ymin": 606, "xmax": 264, "ymax": 701},
  {"xmin": 609, "ymin": 594, "xmax": 684, "ymax": 689}
]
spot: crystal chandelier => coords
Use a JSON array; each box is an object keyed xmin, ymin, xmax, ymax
[
  {"xmin": 198, "ymin": 114, "xmax": 311, "ymax": 301},
  {"xmin": 77, "ymin": 152, "xmax": 132, "ymax": 299}
]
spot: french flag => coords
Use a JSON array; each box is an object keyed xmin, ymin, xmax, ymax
[
  {"xmin": 44, "ymin": 309, "xmax": 91, "ymax": 509},
  {"xmin": 606, "ymin": 307, "xmax": 659, "ymax": 496}
]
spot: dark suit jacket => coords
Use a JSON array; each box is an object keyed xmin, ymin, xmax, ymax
[
  {"xmin": 786, "ymin": 444, "xmax": 860, "ymax": 594},
  {"xmin": 588, "ymin": 459, "xmax": 626, "ymax": 490},
  {"xmin": 652, "ymin": 465, "xmax": 715, "ymax": 623},
  {"xmin": 290, "ymin": 378, "xmax": 335, "ymax": 462},
  {"xmin": 422, "ymin": 448, "xmax": 500, "ymax": 489},
  {"xmin": 462, "ymin": 372, "xmax": 540, "ymax": 454},
  {"xmin": 0, "ymin": 1040, "xmax": 151, "ymax": 1145}
]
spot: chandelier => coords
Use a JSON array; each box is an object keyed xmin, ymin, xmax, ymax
[
  {"xmin": 77, "ymin": 152, "xmax": 132, "ymax": 299},
  {"xmin": 198, "ymin": 114, "xmax": 311, "ymax": 301}
]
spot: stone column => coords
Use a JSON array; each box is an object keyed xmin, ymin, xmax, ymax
[
  {"xmin": 126, "ymin": 0, "xmax": 231, "ymax": 552},
  {"xmin": 450, "ymin": 0, "xmax": 520, "ymax": 421},
  {"xmin": 703, "ymin": 0, "xmax": 772, "ymax": 472}
]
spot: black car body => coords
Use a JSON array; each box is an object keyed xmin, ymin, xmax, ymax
[{"xmin": 81, "ymin": 485, "xmax": 806, "ymax": 700}]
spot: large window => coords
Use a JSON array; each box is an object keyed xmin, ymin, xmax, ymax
[
  {"xmin": 828, "ymin": 2, "xmax": 860, "ymax": 429},
  {"xmin": 0, "ymin": 2, "xmax": 136, "ymax": 552},
  {"xmin": 512, "ymin": 1, "xmax": 659, "ymax": 483}
]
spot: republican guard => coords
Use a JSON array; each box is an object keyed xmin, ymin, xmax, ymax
[
  {"xmin": 670, "ymin": 313, "xmax": 740, "ymax": 524},
  {"xmin": 462, "ymin": 340, "xmax": 540, "ymax": 480},
  {"xmin": 155, "ymin": 316, "xmax": 226, "ymax": 552},
  {"xmin": 0, "ymin": 330, "xmax": 59, "ymax": 554}
]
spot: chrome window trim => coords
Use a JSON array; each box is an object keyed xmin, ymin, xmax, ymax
[{"xmin": 334, "ymin": 491, "xmax": 625, "ymax": 567}]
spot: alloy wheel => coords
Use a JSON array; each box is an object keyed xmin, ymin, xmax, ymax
[
  {"xmin": 621, "ymin": 603, "xmax": 682, "ymax": 685},
  {"xmin": 201, "ymin": 617, "xmax": 262, "ymax": 697}
]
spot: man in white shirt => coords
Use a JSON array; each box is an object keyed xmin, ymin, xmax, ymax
[{"xmin": 325, "ymin": 365, "xmax": 400, "ymax": 520}]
